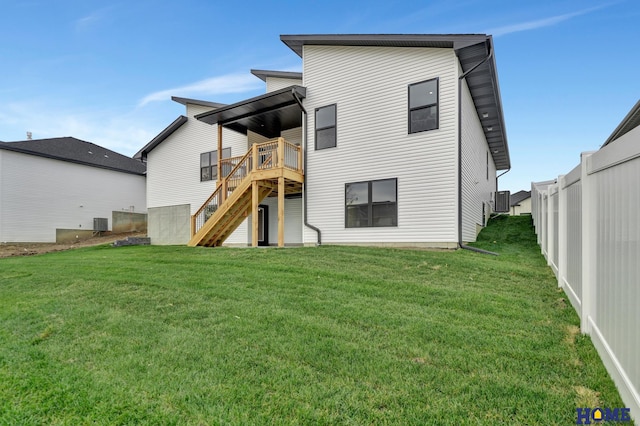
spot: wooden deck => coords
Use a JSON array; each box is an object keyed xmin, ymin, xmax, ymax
[{"xmin": 188, "ymin": 138, "xmax": 303, "ymax": 247}]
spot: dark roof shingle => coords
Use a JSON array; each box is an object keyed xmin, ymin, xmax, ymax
[
  {"xmin": 510, "ymin": 190, "xmax": 531, "ymax": 207},
  {"xmin": 0, "ymin": 137, "xmax": 146, "ymax": 175}
]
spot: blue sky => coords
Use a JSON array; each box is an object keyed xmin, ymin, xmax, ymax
[{"xmin": 1, "ymin": 0, "xmax": 638, "ymax": 192}]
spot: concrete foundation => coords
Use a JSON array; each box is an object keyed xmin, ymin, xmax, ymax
[
  {"xmin": 148, "ymin": 204, "xmax": 191, "ymax": 245},
  {"xmin": 303, "ymin": 241, "xmax": 459, "ymax": 250},
  {"xmin": 112, "ymin": 211, "xmax": 148, "ymax": 233}
]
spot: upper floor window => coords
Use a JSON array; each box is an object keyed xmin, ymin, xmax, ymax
[
  {"xmin": 409, "ymin": 78, "xmax": 438, "ymax": 133},
  {"xmin": 315, "ymin": 104, "xmax": 336, "ymax": 150},
  {"xmin": 345, "ymin": 178, "xmax": 397, "ymax": 228},
  {"xmin": 200, "ymin": 147, "xmax": 231, "ymax": 181}
]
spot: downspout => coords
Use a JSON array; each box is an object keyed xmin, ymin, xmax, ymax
[
  {"xmin": 458, "ymin": 39, "xmax": 498, "ymax": 256},
  {"xmin": 293, "ymin": 89, "xmax": 322, "ymax": 245}
]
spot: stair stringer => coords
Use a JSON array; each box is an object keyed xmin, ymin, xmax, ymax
[{"xmin": 188, "ymin": 177, "xmax": 274, "ymax": 247}]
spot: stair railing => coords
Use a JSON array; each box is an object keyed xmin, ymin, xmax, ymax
[{"xmin": 191, "ymin": 138, "xmax": 302, "ymax": 236}]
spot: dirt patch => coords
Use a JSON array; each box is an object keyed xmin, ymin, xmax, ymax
[
  {"xmin": 564, "ymin": 325, "xmax": 581, "ymax": 345},
  {"xmin": 574, "ymin": 386, "xmax": 601, "ymax": 408},
  {"xmin": 0, "ymin": 232, "xmax": 146, "ymax": 259}
]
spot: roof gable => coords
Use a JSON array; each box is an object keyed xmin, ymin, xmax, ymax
[
  {"xmin": 0, "ymin": 137, "xmax": 146, "ymax": 175},
  {"xmin": 134, "ymin": 115, "xmax": 188, "ymax": 160}
]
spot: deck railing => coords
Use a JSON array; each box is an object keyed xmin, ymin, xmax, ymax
[{"xmin": 191, "ymin": 138, "xmax": 302, "ymax": 235}]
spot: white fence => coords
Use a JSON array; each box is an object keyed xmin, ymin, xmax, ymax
[{"xmin": 532, "ymin": 124, "xmax": 639, "ymax": 421}]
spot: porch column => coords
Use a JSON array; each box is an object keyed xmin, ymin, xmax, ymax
[
  {"xmin": 278, "ymin": 176, "xmax": 285, "ymax": 247},
  {"xmin": 217, "ymin": 125, "xmax": 223, "ymax": 186},
  {"xmin": 216, "ymin": 124, "xmax": 222, "ymax": 182},
  {"xmin": 252, "ymin": 180, "xmax": 259, "ymax": 247}
]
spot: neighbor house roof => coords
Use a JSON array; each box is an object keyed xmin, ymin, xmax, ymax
[
  {"xmin": 0, "ymin": 137, "xmax": 146, "ymax": 175},
  {"xmin": 134, "ymin": 115, "xmax": 188, "ymax": 160},
  {"xmin": 280, "ymin": 34, "xmax": 510, "ymax": 170},
  {"xmin": 510, "ymin": 190, "xmax": 531, "ymax": 207},
  {"xmin": 250, "ymin": 69, "xmax": 303, "ymax": 82},
  {"xmin": 603, "ymin": 99, "xmax": 640, "ymax": 146}
]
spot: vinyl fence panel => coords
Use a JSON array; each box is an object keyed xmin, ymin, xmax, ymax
[{"xmin": 531, "ymin": 125, "xmax": 640, "ymax": 421}]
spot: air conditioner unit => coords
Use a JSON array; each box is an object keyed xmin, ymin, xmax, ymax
[
  {"xmin": 93, "ymin": 218, "xmax": 108, "ymax": 232},
  {"xmin": 494, "ymin": 191, "xmax": 510, "ymax": 213}
]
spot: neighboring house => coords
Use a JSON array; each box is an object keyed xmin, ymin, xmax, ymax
[
  {"xmin": 137, "ymin": 34, "xmax": 510, "ymax": 248},
  {"xmin": 0, "ymin": 137, "xmax": 146, "ymax": 243},
  {"xmin": 509, "ymin": 190, "xmax": 531, "ymax": 216}
]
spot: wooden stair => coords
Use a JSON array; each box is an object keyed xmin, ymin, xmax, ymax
[
  {"xmin": 188, "ymin": 138, "xmax": 303, "ymax": 248},
  {"xmin": 188, "ymin": 178, "xmax": 272, "ymax": 247}
]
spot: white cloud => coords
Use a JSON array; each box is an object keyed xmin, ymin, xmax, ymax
[
  {"xmin": 75, "ymin": 7, "xmax": 112, "ymax": 32},
  {"xmin": 488, "ymin": 4, "xmax": 610, "ymax": 37},
  {"xmin": 138, "ymin": 73, "xmax": 263, "ymax": 107},
  {"xmin": 0, "ymin": 71, "xmax": 268, "ymax": 157},
  {"xmin": 0, "ymin": 100, "xmax": 162, "ymax": 156}
]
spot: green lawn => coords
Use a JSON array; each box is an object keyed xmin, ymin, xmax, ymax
[{"xmin": 0, "ymin": 216, "xmax": 628, "ymax": 425}]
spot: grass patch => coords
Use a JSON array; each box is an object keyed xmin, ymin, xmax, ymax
[{"xmin": 0, "ymin": 216, "xmax": 628, "ymax": 424}]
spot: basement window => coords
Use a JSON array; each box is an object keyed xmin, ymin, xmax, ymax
[
  {"xmin": 409, "ymin": 78, "xmax": 439, "ymax": 133},
  {"xmin": 346, "ymin": 178, "xmax": 397, "ymax": 228}
]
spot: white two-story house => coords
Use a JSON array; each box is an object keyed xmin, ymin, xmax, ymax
[{"xmin": 136, "ymin": 34, "xmax": 510, "ymax": 248}]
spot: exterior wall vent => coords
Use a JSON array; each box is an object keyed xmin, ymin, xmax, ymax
[
  {"xmin": 93, "ymin": 218, "xmax": 109, "ymax": 232},
  {"xmin": 495, "ymin": 191, "xmax": 511, "ymax": 213}
]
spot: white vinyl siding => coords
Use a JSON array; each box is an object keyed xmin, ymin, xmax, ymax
[
  {"xmin": 266, "ymin": 77, "xmax": 303, "ymax": 92},
  {"xmin": 146, "ymin": 120, "xmax": 246, "ymax": 214},
  {"xmin": 281, "ymin": 127, "xmax": 302, "ymax": 146},
  {"xmin": 146, "ymin": 104, "xmax": 248, "ymax": 245},
  {"xmin": 302, "ymin": 45, "xmax": 459, "ymax": 245},
  {"xmin": 460, "ymin": 76, "xmax": 496, "ymax": 242},
  {"xmin": 0, "ymin": 150, "xmax": 145, "ymax": 243},
  {"xmin": 510, "ymin": 197, "xmax": 532, "ymax": 216},
  {"xmin": 247, "ymin": 196, "xmax": 303, "ymax": 245},
  {"xmin": 187, "ymin": 104, "xmax": 219, "ymax": 118}
]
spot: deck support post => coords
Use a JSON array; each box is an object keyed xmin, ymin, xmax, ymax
[
  {"xmin": 278, "ymin": 176, "xmax": 285, "ymax": 247},
  {"xmin": 217, "ymin": 125, "xmax": 223, "ymax": 191},
  {"xmin": 252, "ymin": 180, "xmax": 259, "ymax": 247}
]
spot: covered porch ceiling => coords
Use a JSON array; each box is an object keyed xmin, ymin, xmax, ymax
[{"xmin": 196, "ymin": 85, "xmax": 306, "ymax": 138}]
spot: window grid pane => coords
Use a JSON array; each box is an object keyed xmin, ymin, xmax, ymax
[
  {"xmin": 316, "ymin": 128, "xmax": 336, "ymax": 150},
  {"xmin": 410, "ymin": 106, "xmax": 438, "ymax": 133},
  {"xmin": 201, "ymin": 152, "xmax": 210, "ymax": 167},
  {"xmin": 409, "ymin": 80, "xmax": 437, "ymax": 108},
  {"xmin": 316, "ymin": 104, "xmax": 336, "ymax": 129},
  {"xmin": 201, "ymin": 167, "xmax": 211, "ymax": 181}
]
